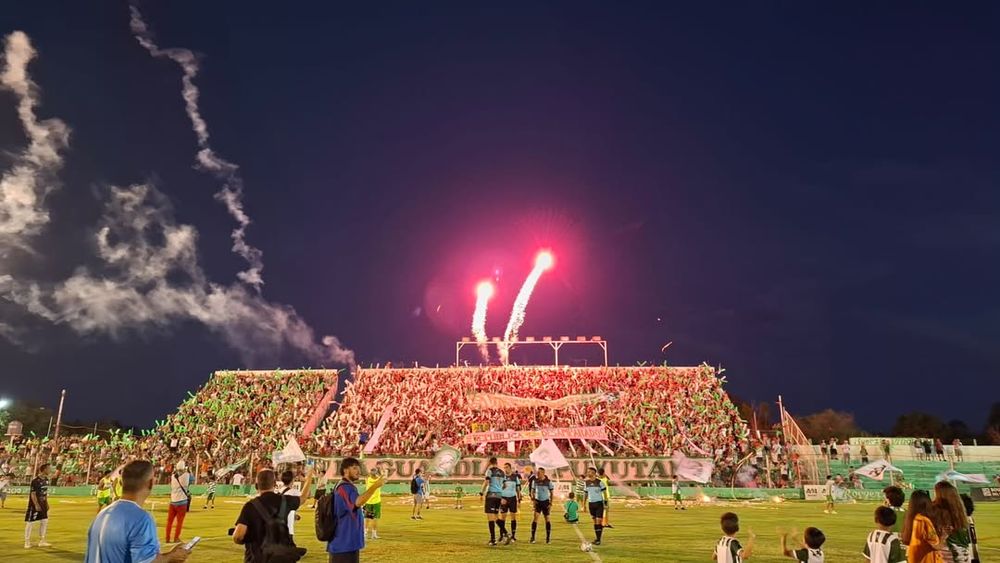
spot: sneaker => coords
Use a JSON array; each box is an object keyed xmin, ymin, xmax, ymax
[
  {"xmin": 488, "ymin": 540, "xmax": 497, "ymax": 546},
  {"xmin": 24, "ymin": 543, "xmax": 31, "ymax": 549},
  {"xmin": 823, "ymin": 509, "xmax": 830, "ymax": 514},
  {"xmin": 510, "ymin": 536, "xmax": 517, "ymax": 543},
  {"xmin": 38, "ymin": 541, "xmax": 52, "ymax": 547},
  {"xmin": 372, "ymin": 532, "xmax": 379, "ymax": 539},
  {"xmin": 546, "ymin": 538, "xmax": 551, "ymax": 544},
  {"xmin": 831, "ymin": 511, "xmax": 838, "ymax": 514},
  {"xmin": 605, "ymin": 524, "xmax": 614, "ymax": 528},
  {"xmin": 416, "ymin": 515, "xmax": 423, "ymax": 520},
  {"xmin": 681, "ymin": 507, "xmax": 686, "ymax": 511},
  {"xmin": 530, "ymin": 538, "xmax": 536, "ymax": 544},
  {"xmin": 593, "ymin": 540, "xmax": 602, "ymax": 546},
  {"xmin": 504, "ymin": 536, "xmax": 512, "ymax": 546},
  {"xmin": 411, "ymin": 516, "xmax": 416, "ymax": 520}
]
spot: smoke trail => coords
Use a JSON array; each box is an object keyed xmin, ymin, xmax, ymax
[
  {"xmin": 472, "ymin": 281, "xmax": 493, "ymax": 363},
  {"xmin": 0, "ymin": 31, "xmax": 70, "ymax": 252},
  {"xmin": 0, "ymin": 31, "xmax": 354, "ymax": 369},
  {"xmin": 128, "ymin": 5, "xmax": 264, "ymax": 290},
  {"xmin": 499, "ymin": 253, "xmax": 552, "ymax": 365}
]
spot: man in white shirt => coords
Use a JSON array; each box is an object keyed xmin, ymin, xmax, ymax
[
  {"xmin": 165, "ymin": 464, "xmax": 191, "ymax": 544},
  {"xmin": 232, "ymin": 472, "xmax": 245, "ymax": 494}
]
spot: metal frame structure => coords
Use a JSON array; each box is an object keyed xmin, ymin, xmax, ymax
[{"xmin": 455, "ymin": 336, "xmax": 608, "ymax": 367}]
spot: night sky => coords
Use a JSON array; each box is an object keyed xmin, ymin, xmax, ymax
[{"xmin": 1, "ymin": 2, "xmax": 998, "ymax": 432}]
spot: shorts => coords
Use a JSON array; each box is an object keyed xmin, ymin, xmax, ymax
[
  {"xmin": 826, "ymin": 495, "xmax": 834, "ymax": 503},
  {"xmin": 534, "ymin": 499, "xmax": 551, "ymax": 516},
  {"xmin": 588, "ymin": 501, "xmax": 604, "ymax": 520},
  {"xmin": 499, "ymin": 496, "xmax": 518, "ymax": 514},
  {"xmin": 0, "ymin": 491, "xmax": 6, "ymax": 501},
  {"xmin": 412, "ymin": 494, "xmax": 422, "ymax": 504},
  {"xmin": 25, "ymin": 504, "xmax": 48, "ymax": 522},
  {"xmin": 98, "ymin": 496, "xmax": 112, "ymax": 506},
  {"xmin": 329, "ymin": 551, "xmax": 360, "ymax": 563},
  {"xmin": 206, "ymin": 492, "xmax": 215, "ymax": 500},
  {"xmin": 673, "ymin": 493, "xmax": 681, "ymax": 501},
  {"xmin": 484, "ymin": 495, "xmax": 502, "ymax": 514},
  {"xmin": 364, "ymin": 502, "xmax": 382, "ymax": 519}
]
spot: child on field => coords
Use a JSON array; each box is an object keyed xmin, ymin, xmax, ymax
[
  {"xmin": 454, "ymin": 486, "xmax": 464, "ymax": 509},
  {"xmin": 672, "ymin": 476, "xmax": 685, "ymax": 510},
  {"xmin": 823, "ymin": 475, "xmax": 837, "ymax": 514},
  {"xmin": 715, "ymin": 512, "xmax": 755, "ymax": 562},
  {"xmin": 863, "ymin": 506, "xmax": 906, "ymax": 563},
  {"xmin": 882, "ymin": 486, "xmax": 905, "ymax": 534},
  {"xmin": 563, "ymin": 492, "xmax": 579, "ymax": 524},
  {"xmin": 781, "ymin": 527, "xmax": 825, "ymax": 562}
]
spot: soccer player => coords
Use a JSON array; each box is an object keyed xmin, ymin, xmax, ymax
[
  {"xmin": 24, "ymin": 463, "xmax": 51, "ymax": 549},
  {"xmin": 0, "ymin": 472, "xmax": 9, "ymax": 509},
  {"xmin": 715, "ymin": 512, "xmax": 755, "ymax": 562},
  {"xmin": 598, "ymin": 467, "xmax": 613, "ymax": 528},
  {"xmin": 781, "ymin": 526, "xmax": 825, "ymax": 562},
  {"xmin": 563, "ymin": 492, "xmax": 579, "ymax": 524},
  {"xmin": 454, "ymin": 486, "xmax": 464, "ymax": 509},
  {"xmin": 672, "ymin": 476, "xmax": 685, "ymax": 510},
  {"xmin": 203, "ymin": 475, "xmax": 217, "ymax": 509},
  {"xmin": 584, "ymin": 467, "xmax": 607, "ymax": 545},
  {"xmin": 881, "ymin": 486, "xmax": 905, "ymax": 534},
  {"xmin": 97, "ymin": 469, "xmax": 113, "ymax": 513},
  {"xmin": 498, "ymin": 462, "xmax": 522, "ymax": 544},
  {"xmin": 479, "ymin": 457, "xmax": 506, "ymax": 546},
  {"xmin": 863, "ymin": 506, "xmax": 906, "ymax": 563},
  {"xmin": 530, "ymin": 467, "xmax": 554, "ymax": 544},
  {"xmin": 364, "ymin": 467, "xmax": 383, "ymax": 539},
  {"xmin": 823, "ymin": 475, "xmax": 837, "ymax": 514}
]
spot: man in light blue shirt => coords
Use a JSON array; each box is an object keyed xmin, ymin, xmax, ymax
[{"xmin": 86, "ymin": 460, "xmax": 189, "ymax": 563}]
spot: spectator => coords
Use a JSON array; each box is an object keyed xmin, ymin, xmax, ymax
[
  {"xmin": 932, "ymin": 482, "xmax": 970, "ymax": 563},
  {"xmin": 934, "ymin": 439, "xmax": 946, "ymax": 462},
  {"xmin": 85, "ymin": 460, "xmax": 190, "ymax": 563},
  {"xmin": 277, "ymin": 470, "xmax": 302, "ymax": 541},
  {"xmin": 902, "ymin": 489, "xmax": 943, "ymax": 563},
  {"xmin": 842, "ymin": 440, "xmax": 851, "ymax": 465},
  {"xmin": 166, "ymin": 464, "xmax": 191, "ymax": 544},
  {"xmin": 860, "ymin": 443, "xmax": 870, "ymax": 464},
  {"xmin": 233, "ymin": 469, "xmax": 300, "ymax": 563},
  {"xmin": 328, "ymin": 457, "xmax": 385, "ymax": 563},
  {"xmin": 952, "ymin": 440, "xmax": 963, "ymax": 463},
  {"xmin": 882, "ymin": 439, "xmax": 892, "ymax": 463}
]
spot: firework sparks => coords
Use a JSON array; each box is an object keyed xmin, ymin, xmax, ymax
[
  {"xmin": 499, "ymin": 250, "xmax": 554, "ymax": 365},
  {"xmin": 472, "ymin": 280, "xmax": 494, "ymax": 362}
]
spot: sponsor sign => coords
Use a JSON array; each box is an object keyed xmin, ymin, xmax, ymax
[{"xmin": 970, "ymin": 487, "xmax": 1000, "ymax": 502}]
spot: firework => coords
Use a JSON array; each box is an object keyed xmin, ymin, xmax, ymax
[
  {"xmin": 499, "ymin": 251, "xmax": 554, "ymax": 365},
  {"xmin": 472, "ymin": 281, "xmax": 495, "ymax": 362}
]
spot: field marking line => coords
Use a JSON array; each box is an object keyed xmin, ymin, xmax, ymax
[{"xmin": 569, "ymin": 522, "xmax": 603, "ymax": 563}]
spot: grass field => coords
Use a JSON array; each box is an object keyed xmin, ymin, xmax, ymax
[{"xmin": 2, "ymin": 494, "xmax": 998, "ymax": 562}]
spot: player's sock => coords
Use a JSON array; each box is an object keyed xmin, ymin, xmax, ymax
[
  {"xmin": 488, "ymin": 521, "xmax": 496, "ymax": 542},
  {"xmin": 24, "ymin": 522, "xmax": 34, "ymax": 544},
  {"xmin": 39, "ymin": 519, "xmax": 48, "ymax": 539},
  {"xmin": 595, "ymin": 524, "xmax": 603, "ymax": 542},
  {"xmin": 545, "ymin": 522, "xmax": 551, "ymax": 541},
  {"xmin": 498, "ymin": 520, "xmax": 507, "ymax": 536},
  {"xmin": 511, "ymin": 520, "xmax": 517, "ymax": 538},
  {"xmin": 531, "ymin": 522, "xmax": 537, "ymax": 540}
]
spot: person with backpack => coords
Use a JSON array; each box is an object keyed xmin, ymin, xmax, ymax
[
  {"xmin": 410, "ymin": 468, "xmax": 426, "ymax": 520},
  {"xmin": 317, "ymin": 457, "xmax": 384, "ymax": 563},
  {"xmin": 233, "ymin": 469, "xmax": 307, "ymax": 563}
]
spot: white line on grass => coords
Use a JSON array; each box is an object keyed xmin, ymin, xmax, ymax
[{"xmin": 569, "ymin": 523, "xmax": 603, "ymax": 563}]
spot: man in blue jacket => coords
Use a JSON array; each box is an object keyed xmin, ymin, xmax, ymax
[{"xmin": 328, "ymin": 457, "xmax": 384, "ymax": 563}]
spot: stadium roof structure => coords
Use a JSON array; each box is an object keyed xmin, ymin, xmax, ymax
[{"xmin": 456, "ymin": 336, "xmax": 608, "ymax": 367}]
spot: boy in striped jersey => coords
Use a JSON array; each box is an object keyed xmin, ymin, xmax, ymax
[
  {"xmin": 715, "ymin": 512, "xmax": 754, "ymax": 562},
  {"xmin": 203, "ymin": 476, "xmax": 217, "ymax": 509},
  {"xmin": 781, "ymin": 527, "xmax": 825, "ymax": 562},
  {"xmin": 862, "ymin": 506, "xmax": 906, "ymax": 563}
]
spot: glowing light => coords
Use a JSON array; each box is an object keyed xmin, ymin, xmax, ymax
[
  {"xmin": 472, "ymin": 280, "xmax": 495, "ymax": 363},
  {"xmin": 499, "ymin": 250, "xmax": 555, "ymax": 365},
  {"xmin": 535, "ymin": 250, "xmax": 554, "ymax": 270},
  {"xmin": 700, "ymin": 494, "xmax": 712, "ymax": 503},
  {"xmin": 0, "ymin": 398, "xmax": 9, "ymax": 410}
]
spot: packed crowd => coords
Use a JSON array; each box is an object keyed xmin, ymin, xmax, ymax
[
  {"xmin": 2, "ymin": 370, "xmax": 335, "ymax": 485},
  {"xmin": 312, "ymin": 364, "xmax": 751, "ymax": 461}
]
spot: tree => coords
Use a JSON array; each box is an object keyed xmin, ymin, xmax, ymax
[
  {"xmin": 3, "ymin": 401, "xmax": 56, "ymax": 437},
  {"xmin": 795, "ymin": 409, "xmax": 864, "ymax": 441},
  {"xmin": 986, "ymin": 402, "xmax": 1000, "ymax": 445},
  {"xmin": 892, "ymin": 411, "xmax": 946, "ymax": 438}
]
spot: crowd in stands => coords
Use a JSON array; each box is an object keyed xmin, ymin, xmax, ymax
[
  {"xmin": 311, "ymin": 364, "xmax": 751, "ymax": 463},
  {"xmin": 1, "ymin": 370, "xmax": 334, "ymax": 485}
]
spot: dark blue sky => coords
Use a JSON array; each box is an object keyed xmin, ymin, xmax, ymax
[{"xmin": 1, "ymin": 1, "xmax": 998, "ymax": 432}]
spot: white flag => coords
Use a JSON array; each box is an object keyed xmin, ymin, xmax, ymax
[
  {"xmin": 855, "ymin": 460, "xmax": 903, "ymax": 481},
  {"xmin": 529, "ymin": 439, "xmax": 570, "ymax": 470},
  {"xmin": 937, "ymin": 470, "xmax": 989, "ymax": 484},
  {"xmin": 273, "ymin": 436, "xmax": 306, "ymax": 464},
  {"xmin": 671, "ymin": 451, "xmax": 713, "ymax": 484}
]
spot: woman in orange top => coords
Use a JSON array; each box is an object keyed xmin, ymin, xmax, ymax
[{"xmin": 902, "ymin": 489, "xmax": 944, "ymax": 563}]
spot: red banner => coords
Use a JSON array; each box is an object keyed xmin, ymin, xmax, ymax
[{"xmin": 462, "ymin": 426, "xmax": 608, "ymax": 445}]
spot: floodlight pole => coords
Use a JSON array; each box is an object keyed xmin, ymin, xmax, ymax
[{"xmin": 53, "ymin": 389, "xmax": 66, "ymax": 441}]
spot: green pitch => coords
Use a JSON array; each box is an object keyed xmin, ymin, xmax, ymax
[{"xmin": 2, "ymin": 495, "xmax": 997, "ymax": 562}]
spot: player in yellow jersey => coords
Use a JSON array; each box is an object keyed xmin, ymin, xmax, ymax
[{"xmin": 363, "ymin": 467, "xmax": 383, "ymax": 539}]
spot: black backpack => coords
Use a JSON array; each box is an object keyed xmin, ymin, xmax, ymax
[
  {"xmin": 410, "ymin": 477, "xmax": 419, "ymax": 494},
  {"xmin": 250, "ymin": 496, "xmax": 307, "ymax": 563},
  {"xmin": 315, "ymin": 482, "xmax": 355, "ymax": 543}
]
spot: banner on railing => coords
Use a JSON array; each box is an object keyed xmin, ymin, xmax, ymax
[
  {"xmin": 467, "ymin": 392, "xmax": 617, "ymax": 411},
  {"xmin": 462, "ymin": 426, "xmax": 608, "ymax": 444}
]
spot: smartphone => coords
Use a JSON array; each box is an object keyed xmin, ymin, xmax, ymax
[{"xmin": 184, "ymin": 536, "xmax": 202, "ymax": 550}]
